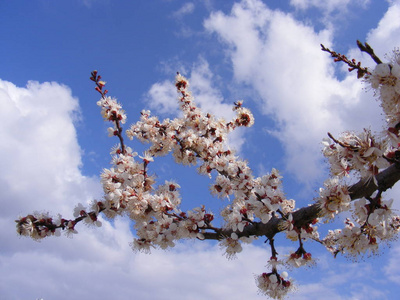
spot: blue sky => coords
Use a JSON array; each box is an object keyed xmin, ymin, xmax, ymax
[{"xmin": 1, "ymin": 0, "xmax": 400, "ymax": 299}]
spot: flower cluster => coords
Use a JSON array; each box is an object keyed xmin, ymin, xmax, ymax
[
  {"xmin": 322, "ymin": 130, "xmax": 389, "ymax": 179},
  {"xmin": 318, "ymin": 50, "xmax": 400, "ymax": 260},
  {"xmin": 322, "ymin": 197, "xmax": 400, "ymax": 258},
  {"xmin": 97, "ymin": 96, "xmax": 127, "ymax": 125},
  {"xmin": 15, "ymin": 210, "xmax": 92, "ymax": 239},
  {"xmin": 125, "ymin": 74, "xmax": 291, "ymax": 238},
  {"xmin": 286, "ymin": 251, "xmax": 314, "ymax": 268},
  {"xmin": 317, "ymin": 178, "xmax": 351, "ymax": 219},
  {"xmin": 368, "ymin": 50, "xmax": 400, "ymax": 132},
  {"xmin": 256, "ymin": 270, "xmax": 293, "ymax": 299}
]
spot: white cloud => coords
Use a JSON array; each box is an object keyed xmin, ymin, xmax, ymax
[
  {"xmin": 290, "ymin": 0, "xmax": 370, "ymax": 13},
  {"xmin": 294, "ymin": 269, "xmax": 388, "ymax": 300},
  {"xmin": 0, "ymin": 79, "xmax": 102, "ymax": 217},
  {"xmin": 172, "ymin": 2, "xmax": 195, "ymax": 19},
  {"xmin": 2, "ymin": 215, "xmax": 270, "ymax": 299},
  {"xmin": 384, "ymin": 244, "xmax": 400, "ymax": 284},
  {"xmin": 189, "ymin": 58, "xmax": 235, "ymax": 121},
  {"xmin": 366, "ymin": 0, "xmax": 400, "ymax": 57},
  {"xmin": 204, "ymin": 0, "xmax": 386, "ymax": 187},
  {"xmin": 289, "ymin": 0, "xmax": 371, "ymax": 26},
  {"xmin": 0, "ymin": 78, "xmax": 105, "ymax": 297},
  {"xmin": 145, "ymin": 79, "xmax": 179, "ymax": 115}
]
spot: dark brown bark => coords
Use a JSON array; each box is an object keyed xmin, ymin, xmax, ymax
[{"xmin": 202, "ymin": 163, "xmax": 400, "ymax": 241}]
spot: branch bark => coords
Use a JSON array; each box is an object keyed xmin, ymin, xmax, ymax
[{"xmin": 202, "ymin": 163, "xmax": 400, "ymax": 241}]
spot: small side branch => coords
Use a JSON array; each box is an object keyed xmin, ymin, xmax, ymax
[
  {"xmin": 328, "ymin": 132, "xmax": 359, "ymax": 151},
  {"xmin": 90, "ymin": 71, "xmax": 126, "ymax": 155},
  {"xmin": 321, "ymin": 43, "xmax": 371, "ymax": 78},
  {"xmin": 357, "ymin": 40, "xmax": 383, "ymax": 65}
]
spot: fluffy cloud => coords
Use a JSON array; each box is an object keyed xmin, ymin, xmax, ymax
[
  {"xmin": 290, "ymin": 0, "xmax": 370, "ymax": 13},
  {"xmin": 0, "ymin": 79, "xmax": 101, "ymax": 217},
  {"xmin": 366, "ymin": 0, "xmax": 400, "ymax": 55},
  {"xmin": 384, "ymin": 244, "xmax": 400, "ymax": 284},
  {"xmin": 172, "ymin": 2, "xmax": 195, "ymax": 19},
  {"xmin": 290, "ymin": 0, "xmax": 371, "ymax": 26},
  {"xmin": 145, "ymin": 78, "xmax": 179, "ymax": 115},
  {"xmin": 0, "ymin": 79, "xmax": 101, "ymax": 298},
  {"xmin": 204, "ymin": 0, "xmax": 386, "ymax": 187}
]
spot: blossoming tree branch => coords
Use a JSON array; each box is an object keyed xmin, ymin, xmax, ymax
[{"xmin": 16, "ymin": 41, "xmax": 400, "ymax": 298}]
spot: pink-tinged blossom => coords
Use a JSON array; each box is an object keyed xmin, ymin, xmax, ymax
[
  {"xmin": 286, "ymin": 251, "xmax": 315, "ymax": 268},
  {"xmin": 285, "ymin": 224, "xmax": 319, "ymax": 242},
  {"xmin": 323, "ymin": 130, "xmax": 390, "ymax": 179},
  {"xmin": 97, "ymin": 96, "xmax": 127, "ymax": 124},
  {"xmin": 210, "ymin": 175, "xmax": 233, "ymax": 198},
  {"xmin": 256, "ymin": 272, "xmax": 293, "ymax": 299},
  {"xmin": 317, "ymin": 178, "xmax": 351, "ymax": 219},
  {"xmin": 233, "ymin": 106, "xmax": 255, "ymax": 127},
  {"xmin": 73, "ymin": 203, "xmax": 87, "ymax": 218},
  {"xmin": 281, "ymin": 213, "xmax": 294, "ymax": 232},
  {"xmin": 219, "ymin": 233, "xmax": 243, "ymax": 259},
  {"xmin": 131, "ymin": 238, "xmax": 153, "ymax": 254},
  {"xmin": 322, "ymin": 218, "xmax": 379, "ymax": 258},
  {"xmin": 139, "ymin": 152, "xmax": 154, "ymax": 163},
  {"xmin": 367, "ymin": 51, "xmax": 400, "ymax": 136},
  {"xmin": 66, "ymin": 220, "xmax": 78, "ymax": 236}
]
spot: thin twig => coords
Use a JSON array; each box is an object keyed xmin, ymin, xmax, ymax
[
  {"xmin": 321, "ymin": 43, "xmax": 371, "ymax": 78},
  {"xmin": 357, "ymin": 40, "xmax": 383, "ymax": 64}
]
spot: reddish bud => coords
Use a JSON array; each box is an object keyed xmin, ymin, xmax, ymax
[
  {"xmin": 214, "ymin": 185, "xmax": 223, "ymax": 193},
  {"xmin": 88, "ymin": 212, "xmax": 97, "ymax": 222},
  {"xmin": 282, "ymin": 280, "xmax": 291, "ymax": 287},
  {"xmin": 290, "ymin": 253, "xmax": 301, "ymax": 259},
  {"xmin": 204, "ymin": 213, "xmax": 214, "ymax": 223}
]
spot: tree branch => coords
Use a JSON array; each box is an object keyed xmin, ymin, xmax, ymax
[
  {"xmin": 356, "ymin": 40, "xmax": 383, "ymax": 65},
  {"xmin": 321, "ymin": 43, "xmax": 371, "ymax": 78},
  {"xmin": 202, "ymin": 162, "xmax": 400, "ymax": 241}
]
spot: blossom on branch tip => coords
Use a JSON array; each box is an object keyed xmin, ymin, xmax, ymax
[
  {"xmin": 233, "ymin": 106, "xmax": 254, "ymax": 127},
  {"xmin": 219, "ymin": 233, "xmax": 243, "ymax": 259},
  {"xmin": 97, "ymin": 96, "xmax": 127, "ymax": 124},
  {"xmin": 73, "ymin": 203, "xmax": 87, "ymax": 218},
  {"xmin": 139, "ymin": 152, "xmax": 154, "ymax": 163},
  {"xmin": 256, "ymin": 271, "xmax": 293, "ymax": 299}
]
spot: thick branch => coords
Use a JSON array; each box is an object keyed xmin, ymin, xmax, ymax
[{"xmin": 203, "ymin": 163, "xmax": 400, "ymax": 241}]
